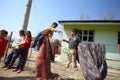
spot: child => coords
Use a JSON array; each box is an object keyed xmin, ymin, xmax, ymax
[
  {"xmin": 13, "ymin": 31, "xmax": 32, "ymax": 73},
  {"xmin": 3, "ymin": 30, "xmax": 25, "ymax": 68},
  {"xmin": 63, "ymin": 28, "xmax": 81, "ymax": 71},
  {"xmin": 31, "ymin": 22, "xmax": 61, "ymax": 50},
  {"xmin": 0, "ymin": 30, "xmax": 8, "ymax": 62}
]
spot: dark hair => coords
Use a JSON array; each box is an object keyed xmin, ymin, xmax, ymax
[
  {"xmin": 0, "ymin": 29, "xmax": 8, "ymax": 36},
  {"xmin": 19, "ymin": 30, "xmax": 25, "ymax": 37},
  {"xmin": 4, "ymin": 30, "xmax": 8, "ymax": 35},
  {"xmin": 26, "ymin": 31, "xmax": 32, "ymax": 40},
  {"xmin": 71, "ymin": 28, "xmax": 78, "ymax": 34},
  {"xmin": 52, "ymin": 22, "xmax": 58, "ymax": 27},
  {"xmin": 0, "ymin": 30, "xmax": 5, "ymax": 35}
]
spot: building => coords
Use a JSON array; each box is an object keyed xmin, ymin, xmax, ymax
[{"xmin": 59, "ymin": 20, "xmax": 120, "ymax": 69}]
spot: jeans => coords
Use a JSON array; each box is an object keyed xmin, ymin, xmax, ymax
[
  {"xmin": 32, "ymin": 32, "xmax": 44, "ymax": 50},
  {"xmin": 5, "ymin": 49, "xmax": 20, "ymax": 67},
  {"xmin": 17, "ymin": 48, "xmax": 28, "ymax": 70}
]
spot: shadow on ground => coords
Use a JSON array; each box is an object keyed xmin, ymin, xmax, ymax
[
  {"xmin": 0, "ymin": 76, "xmax": 35, "ymax": 80},
  {"xmin": 0, "ymin": 74, "xmax": 76, "ymax": 80},
  {"xmin": 0, "ymin": 77, "xmax": 77, "ymax": 80},
  {"xmin": 61, "ymin": 78, "xmax": 76, "ymax": 80}
]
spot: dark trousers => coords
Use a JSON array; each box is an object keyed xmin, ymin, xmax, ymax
[
  {"xmin": 17, "ymin": 48, "xmax": 28, "ymax": 70},
  {"xmin": 5, "ymin": 49, "xmax": 20, "ymax": 67},
  {"xmin": 32, "ymin": 32, "xmax": 44, "ymax": 50}
]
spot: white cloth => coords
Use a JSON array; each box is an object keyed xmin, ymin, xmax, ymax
[{"xmin": 12, "ymin": 36, "xmax": 25, "ymax": 48}]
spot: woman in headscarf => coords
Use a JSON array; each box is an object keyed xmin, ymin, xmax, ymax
[{"xmin": 35, "ymin": 22, "xmax": 61, "ymax": 80}]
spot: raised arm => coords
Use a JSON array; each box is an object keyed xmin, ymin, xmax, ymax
[{"xmin": 63, "ymin": 39, "xmax": 69, "ymax": 43}]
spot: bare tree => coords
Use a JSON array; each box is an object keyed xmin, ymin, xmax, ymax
[
  {"xmin": 86, "ymin": 14, "xmax": 90, "ymax": 20},
  {"xmin": 98, "ymin": 11, "xmax": 105, "ymax": 20},
  {"xmin": 80, "ymin": 13, "xmax": 85, "ymax": 20},
  {"xmin": 80, "ymin": 13, "xmax": 90, "ymax": 20},
  {"xmin": 106, "ymin": 10, "xmax": 115, "ymax": 20},
  {"xmin": 98, "ymin": 9, "xmax": 116, "ymax": 20}
]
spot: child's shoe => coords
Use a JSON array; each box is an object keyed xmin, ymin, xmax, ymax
[
  {"xmin": 12, "ymin": 68, "xmax": 18, "ymax": 72},
  {"xmin": 16, "ymin": 69, "xmax": 22, "ymax": 73}
]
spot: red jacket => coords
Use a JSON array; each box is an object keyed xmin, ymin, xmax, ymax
[
  {"xmin": 0, "ymin": 38, "xmax": 7, "ymax": 57},
  {"xmin": 19, "ymin": 37, "xmax": 31, "ymax": 49}
]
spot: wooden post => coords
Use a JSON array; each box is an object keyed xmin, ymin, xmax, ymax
[{"xmin": 4, "ymin": 32, "xmax": 13, "ymax": 62}]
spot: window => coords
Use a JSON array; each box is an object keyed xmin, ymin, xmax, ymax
[
  {"xmin": 77, "ymin": 30, "xmax": 94, "ymax": 42},
  {"xmin": 118, "ymin": 31, "xmax": 120, "ymax": 44}
]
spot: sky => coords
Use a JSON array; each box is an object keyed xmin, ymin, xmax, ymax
[{"xmin": 0, "ymin": 0, "xmax": 120, "ymax": 40}]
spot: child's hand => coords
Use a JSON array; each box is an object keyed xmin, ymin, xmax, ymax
[
  {"xmin": 58, "ymin": 31, "xmax": 62, "ymax": 33},
  {"xmin": 63, "ymin": 39, "xmax": 66, "ymax": 42},
  {"xmin": 63, "ymin": 39, "xmax": 69, "ymax": 43}
]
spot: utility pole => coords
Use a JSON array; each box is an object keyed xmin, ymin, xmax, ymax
[{"xmin": 22, "ymin": 0, "xmax": 32, "ymax": 32}]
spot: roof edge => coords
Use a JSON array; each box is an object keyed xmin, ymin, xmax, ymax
[{"xmin": 58, "ymin": 20, "xmax": 120, "ymax": 23}]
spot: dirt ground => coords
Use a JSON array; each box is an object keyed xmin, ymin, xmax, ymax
[{"xmin": 0, "ymin": 50, "xmax": 120, "ymax": 80}]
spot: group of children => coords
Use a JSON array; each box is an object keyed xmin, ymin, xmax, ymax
[
  {"xmin": 0, "ymin": 30, "xmax": 32, "ymax": 73},
  {"xmin": 0, "ymin": 22, "xmax": 81, "ymax": 77},
  {"xmin": 0, "ymin": 22, "xmax": 108, "ymax": 80}
]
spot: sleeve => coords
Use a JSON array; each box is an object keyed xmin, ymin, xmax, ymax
[
  {"xmin": 19, "ymin": 39, "xmax": 27, "ymax": 46},
  {"xmin": 0, "ymin": 40, "xmax": 7, "ymax": 57},
  {"xmin": 68, "ymin": 38, "xmax": 71, "ymax": 43},
  {"xmin": 12, "ymin": 39, "xmax": 17, "ymax": 47},
  {"xmin": 19, "ymin": 38, "xmax": 31, "ymax": 46},
  {"xmin": 26, "ymin": 38, "xmax": 31, "ymax": 44},
  {"xmin": 77, "ymin": 36, "xmax": 81, "ymax": 43},
  {"xmin": 0, "ymin": 41, "xmax": 2, "ymax": 57}
]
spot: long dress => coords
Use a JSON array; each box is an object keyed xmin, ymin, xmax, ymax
[{"xmin": 35, "ymin": 36, "xmax": 52, "ymax": 80}]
